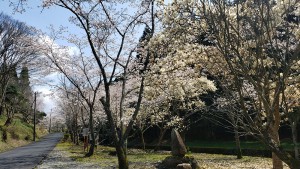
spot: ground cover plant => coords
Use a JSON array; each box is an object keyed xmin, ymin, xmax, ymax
[
  {"xmin": 186, "ymin": 140, "xmax": 297, "ymax": 151},
  {"xmin": 56, "ymin": 141, "xmax": 290, "ymax": 169},
  {"xmin": 0, "ymin": 115, "xmax": 48, "ymax": 152}
]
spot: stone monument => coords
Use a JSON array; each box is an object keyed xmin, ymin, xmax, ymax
[
  {"xmin": 158, "ymin": 129, "xmax": 200, "ymax": 169},
  {"xmin": 171, "ymin": 129, "xmax": 187, "ymax": 157}
]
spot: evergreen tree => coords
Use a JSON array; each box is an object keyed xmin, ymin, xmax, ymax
[
  {"xmin": 0, "ymin": 12, "xmax": 37, "ymax": 116},
  {"xmin": 19, "ymin": 66, "xmax": 33, "ymax": 122},
  {"xmin": 4, "ymin": 67, "xmax": 21, "ymax": 125}
]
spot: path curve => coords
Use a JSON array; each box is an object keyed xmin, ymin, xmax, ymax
[{"xmin": 0, "ymin": 133, "xmax": 63, "ymax": 169}]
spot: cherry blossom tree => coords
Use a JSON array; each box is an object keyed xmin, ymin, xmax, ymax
[
  {"xmin": 30, "ymin": 1, "xmax": 156, "ymax": 168},
  {"xmin": 56, "ymin": 80, "xmax": 81, "ymax": 144},
  {"xmin": 38, "ymin": 32, "xmax": 103, "ymax": 156}
]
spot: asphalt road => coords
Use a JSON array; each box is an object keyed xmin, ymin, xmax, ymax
[{"xmin": 0, "ymin": 133, "xmax": 63, "ymax": 169}]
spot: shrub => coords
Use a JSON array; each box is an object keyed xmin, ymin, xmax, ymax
[
  {"xmin": 24, "ymin": 135, "xmax": 31, "ymax": 141},
  {"xmin": 1, "ymin": 126, "xmax": 7, "ymax": 142},
  {"xmin": 63, "ymin": 133, "xmax": 70, "ymax": 142}
]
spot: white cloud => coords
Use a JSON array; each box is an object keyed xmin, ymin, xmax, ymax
[{"xmin": 33, "ymin": 85, "xmax": 55, "ymax": 114}]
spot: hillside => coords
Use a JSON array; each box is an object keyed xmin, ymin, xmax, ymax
[{"xmin": 0, "ymin": 115, "xmax": 48, "ymax": 152}]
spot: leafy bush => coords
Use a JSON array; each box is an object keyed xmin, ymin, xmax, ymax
[
  {"xmin": 63, "ymin": 133, "xmax": 70, "ymax": 142},
  {"xmin": 1, "ymin": 126, "xmax": 7, "ymax": 142},
  {"xmin": 24, "ymin": 135, "xmax": 30, "ymax": 141},
  {"xmin": 10, "ymin": 130, "xmax": 19, "ymax": 140}
]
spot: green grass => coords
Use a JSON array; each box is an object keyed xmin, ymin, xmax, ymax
[
  {"xmin": 186, "ymin": 140, "xmax": 265, "ymax": 150},
  {"xmin": 186, "ymin": 140, "xmax": 297, "ymax": 151},
  {"xmin": 58, "ymin": 142, "xmax": 118, "ymax": 167},
  {"xmin": 0, "ymin": 115, "xmax": 48, "ymax": 153},
  {"xmin": 7, "ymin": 119, "xmax": 33, "ymax": 140},
  {"xmin": 56, "ymin": 141, "xmax": 288, "ymax": 169},
  {"xmin": 58, "ymin": 141, "xmax": 169, "ymax": 168},
  {"xmin": 0, "ymin": 115, "xmax": 6, "ymax": 126},
  {"xmin": 56, "ymin": 139, "xmax": 297, "ymax": 167}
]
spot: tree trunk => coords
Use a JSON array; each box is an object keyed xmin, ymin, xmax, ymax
[
  {"xmin": 140, "ymin": 129, "xmax": 145, "ymax": 150},
  {"xmin": 270, "ymin": 127, "xmax": 283, "ymax": 169},
  {"xmin": 234, "ymin": 128, "xmax": 242, "ymax": 159},
  {"xmin": 155, "ymin": 128, "xmax": 167, "ymax": 151},
  {"xmin": 0, "ymin": 105, "xmax": 3, "ymax": 116},
  {"xmin": 86, "ymin": 107, "xmax": 95, "ymax": 157},
  {"xmin": 116, "ymin": 143, "xmax": 128, "ymax": 169},
  {"xmin": 4, "ymin": 117, "xmax": 12, "ymax": 126},
  {"xmin": 5, "ymin": 107, "xmax": 13, "ymax": 126},
  {"xmin": 73, "ymin": 131, "xmax": 76, "ymax": 143},
  {"xmin": 70, "ymin": 131, "xmax": 74, "ymax": 143},
  {"xmin": 86, "ymin": 138, "xmax": 95, "ymax": 157},
  {"xmin": 2, "ymin": 126, "xmax": 7, "ymax": 142},
  {"xmin": 265, "ymin": 137, "xmax": 300, "ymax": 169},
  {"xmin": 291, "ymin": 121, "xmax": 299, "ymax": 160},
  {"xmin": 271, "ymin": 87, "xmax": 283, "ymax": 169},
  {"xmin": 272, "ymin": 153, "xmax": 283, "ymax": 169},
  {"xmin": 75, "ymin": 130, "xmax": 79, "ymax": 145},
  {"xmin": 276, "ymin": 151, "xmax": 300, "ymax": 168}
]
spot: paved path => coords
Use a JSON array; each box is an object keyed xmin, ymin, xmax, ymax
[
  {"xmin": 0, "ymin": 133, "xmax": 63, "ymax": 169},
  {"xmin": 37, "ymin": 146, "xmax": 102, "ymax": 169}
]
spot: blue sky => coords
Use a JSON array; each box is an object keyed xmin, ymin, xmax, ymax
[
  {"xmin": 0, "ymin": 0, "xmax": 153, "ymax": 114},
  {"xmin": 0, "ymin": 0, "xmax": 81, "ymax": 113},
  {"xmin": 0, "ymin": 0, "xmax": 78, "ymax": 34}
]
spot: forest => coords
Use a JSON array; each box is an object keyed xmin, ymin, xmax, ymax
[{"xmin": 0, "ymin": 0, "xmax": 299, "ymax": 169}]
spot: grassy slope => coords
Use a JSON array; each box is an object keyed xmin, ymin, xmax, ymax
[{"xmin": 0, "ymin": 115, "xmax": 48, "ymax": 152}]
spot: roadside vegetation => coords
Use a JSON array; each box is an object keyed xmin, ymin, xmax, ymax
[
  {"xmin": 0, "ymin": 115, "xmax": 48, "ymax": 152},
  {"xmin": 55, "ymin": 141, "xmax": 289, "ymax": 169},
  {"xmin": 0, "ymin": 13, "xmax": 48, "ymax": 153}
]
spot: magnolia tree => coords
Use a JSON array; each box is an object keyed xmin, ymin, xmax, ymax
[
  {"xmin": 140, "ymin": 100, "xmax": 186, "ymax": 150},
  {"xmin": 134, "ymin": 103, "xmax": 153, "ymax": 150},
  {"xmin": 282, "ymin": 62, "xmax": 300, "ymax": 160},
  {"xmin": 154, "ymin": 0, "xmax": 300, "ymax": 168},
  {"xmin": 143, "ymin": 0, "xmax": 217, "ymax": 148},
  {"xmin": 211, "ymin": 80, "xmax": 260, "ymax": 159},
  {"xmin": 142, "ymin": 60, "xmax": 217, "ymax": 149}
]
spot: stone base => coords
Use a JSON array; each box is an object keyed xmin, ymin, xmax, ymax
[
  {"xmin": 157, "ymin": 156, "xmax": 200, "ymax": 169},
  {"xmin": 177, "ymin": 163, "xmax": 192, "ymax": 169}
]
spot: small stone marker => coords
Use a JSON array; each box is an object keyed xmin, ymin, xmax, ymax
[
  {"xmin": 171, "ymin": 129, "xmax": 187, "ymax": 157},
  {"xmin": 159, "ymin": 129, "xmax": 200, "ymax": 169},
  {"xmin": 177, "ymin": 163, "xmax": 192, "ymax": 169}
]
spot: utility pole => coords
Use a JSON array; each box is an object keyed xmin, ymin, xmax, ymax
[
  {"xmin": 49, "ymin": 110, "xmax": 52, "ymax": 133},
  {"xmin": 33, "ymin": 92, "xmax": 36, "ymax": 141}
]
